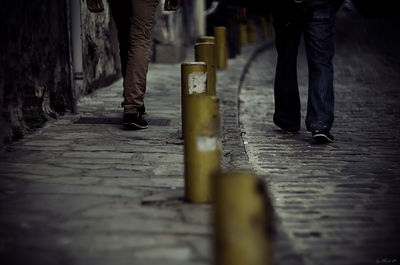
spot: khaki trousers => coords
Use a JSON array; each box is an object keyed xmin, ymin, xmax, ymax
[{"xmin": 109, "ymin": 0, "xmax": 159, "ymax": 114}]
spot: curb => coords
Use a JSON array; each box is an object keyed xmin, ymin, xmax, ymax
[{"xmin": 226, "ymin": 41, "xmax": 305, "ymax": 265}]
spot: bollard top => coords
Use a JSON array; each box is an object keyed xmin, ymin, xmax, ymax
[
  {"xmin": 197, "ymin": 36, "xmax": 216, "ymax": 42},
  {"xmin": 195, "ymin": 42, "xmax": 215, "ymax": 47},
  {"xmin": 181, "ymin": 62, "xmax": 207, "ymax": 66}
]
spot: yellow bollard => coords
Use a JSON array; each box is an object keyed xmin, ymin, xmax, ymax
[
  {"xmin": 214, "ymin": 170, "xmax": 273, "ymax": 265},
  {"xmin": 197, "ymin": 36, "xmax": 218, "ymax": 70},
  {"xmin": 195, "ymin": 42, "xmax": 216, "ymax": 96},
  {"xmin": 198, "ymin": 35, "xmax": 216, "ymax": 44},
  {"xmin": 214, "ymin": 26, "xmax": 228, "ymax": 69},
  {"xmin": 239, "ymin": 23, "xmax": 248, "ymax": 46},
  {"xmin": 181, "ymin": 62, "xmax": 208, "ymax": 138},
  {"xmin": 183, "ymin": 95, "xmax": 220, "ymax": 203},
  {"xmin": 260, "ymin": 17, "xmax": 268, "ymax": 40},
  {"xmin": 247, "ymin": 20, "xmax": 256, "ymax": 44}
]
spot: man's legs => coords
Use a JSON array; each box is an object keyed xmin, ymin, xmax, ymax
[
  {"xmin": 123, "ymin": 0, "xmax": 159, "ymax": 114},
  {"xmin": 304, "ymin": 2, "xmax": 336, "ymax": 133},
  {"xmin": 109, "ymin": 1, "xmax": 130, "ymax": 79},
  {"xmin": 273, "ymin": 17, "xmax": 302, "ymax": 132}
]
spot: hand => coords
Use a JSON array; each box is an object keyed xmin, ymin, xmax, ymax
[
  {"xmin": 164, "ymin": 0, "xmax": 181, "ymax": 11},
  {"xmin": 87, "ymin": 0, "xmax": 104, "ymax": 13}
]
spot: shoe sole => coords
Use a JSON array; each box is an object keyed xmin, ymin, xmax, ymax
[
  {"xmin": 313, "ymin": 133, "xmax": 334, "ymax": 143},
  {"xmin": 123, "ymin": 122, "xmax": 148, "ymax": 130}
]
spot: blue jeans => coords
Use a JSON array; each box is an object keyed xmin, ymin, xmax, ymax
[{"xmin": 273, "ymin": 0, "xmax": 337, "ymax": 132}]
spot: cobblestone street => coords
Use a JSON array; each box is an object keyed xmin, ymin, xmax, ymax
[
  {"xmin": 239, "ymin": 14, "xmax": 400, "ymax": 265},
  {"xmin": 0, "ymin": 44, "xmax": 274, "ymax": 265},
  {"xmin": 1, "ymin": 7, "xmax": 400, "ymax": 265}
]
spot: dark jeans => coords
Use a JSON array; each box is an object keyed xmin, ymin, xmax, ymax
[{"xmin": 273, "ymin": 0, "xmax": 337, "ymax": 132}]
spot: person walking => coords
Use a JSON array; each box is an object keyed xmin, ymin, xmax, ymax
[
  {"xmin": 88, "ymin": 0, "xmax": 181, "ymax": 130},
  {"xmin": 272, "ymin": 0, "xmax": 344, "ymax": 143}
]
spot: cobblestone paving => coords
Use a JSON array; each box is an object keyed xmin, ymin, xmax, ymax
[
  {"xmin": 0, "ymin": 71, "xmax": 211, "ymax": 265},
  {"xmin": 239, "ymin": 23, "xmax": 400, "ymax": 265},
  {"xmin": 3, "ymin": 19, "xmax": 398, "ymax": 265},
  {"xmin": 1, "ymin": 44, "xmax": 291, "ymax": 265}
]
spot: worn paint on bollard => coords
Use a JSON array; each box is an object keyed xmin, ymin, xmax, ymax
[
  {"xmin": 214, "ymin": 170, "xmax": 274, "ymax": 265},
  {"xmin": 183, "ymin": 95, "xmax": 220, "ymax": 203},
  {"xmin": 195, "ymin": 42, "xmax": 216, "ymax": 96},
  {"xmin": 239, "ymin": 23, "xmax": 248, "ymax": 46},
  {"xmin": 214, "ymin": 26, "xmax": 228, "ymax": 69},
  {"xmin": 247, "ymin": 20, "xmax": 257, "ymax": 44},
  {"xmin": 181, "ymin": 62, "xmax": 207, "ymax": 138},
  {"xmin": 181, "ymin": 62, "xmax": 207, "ymax": 96}
]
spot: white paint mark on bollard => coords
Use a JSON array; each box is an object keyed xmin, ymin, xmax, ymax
[
  {"xmin": 196, "ymin": 135, "xmax": 219, "ymax": 152},
  {"xmin": 188, "ymin": 72, "xmax": 207, "ymax": 94}
]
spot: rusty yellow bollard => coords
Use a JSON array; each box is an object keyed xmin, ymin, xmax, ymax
[
  {"xmin": 239, "ymin": 23, "xmax": 248, "ymax": 46},
  {"xmin": 260, "ymin": 17, "xmax": 268, "ymax": 40},
  {"xmin": 214, "ymin": 170, "xmax": 273, "ymax": 265},
  {"xmin": 214, "ymin": 26, "xmax": 228, "ymax": 69},
  {"xmin": 247, "ymin": 20, "xmax": 256, "ymax": 44},
  {"xmin": 181, "ymin": 62, "xmax": 207, "ymax": 138},
  {"xmin": 195, "ymin": 42, "xmax": 216, "ymax": 96},
  {"xmin": 184, "ymin": 95, "xmax": 220, "ymax": 203},
  {"xmin": 197, "ymin": 36, "xmax": 218, "ymax": 70}
]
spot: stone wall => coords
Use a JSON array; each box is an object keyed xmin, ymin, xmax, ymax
[
  {"xmin": 80, "ymin": 0, "xmax": 120, "ymax": 95},
  {"xmin": 0, "ymin": 0, "xmax": 194, "ymax": 145},
  {"xmin": 0, "ymin": 0, "xmax": 72, "ymax": 144},
  {"xmin": 0, "ymin": 0, "xmax": 121, "ymax": 145}
]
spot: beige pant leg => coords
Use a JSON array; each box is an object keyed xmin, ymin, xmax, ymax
[{"xmin": 123, "ymin": 0, "xmax": 159, "ymax": 114}]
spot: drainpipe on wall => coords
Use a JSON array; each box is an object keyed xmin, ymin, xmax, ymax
[{"xmin": 67, "ymin": 0, "xmax": 84, "ymax": 113}]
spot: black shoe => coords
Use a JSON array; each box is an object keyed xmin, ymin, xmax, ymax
[
  {"xmin": 123, "ymin": 112, "xmax": 148, "ymax": 130},
  {"xmin": 312, "ymin": 130, "xmax": 334, "ymax": 143}
]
